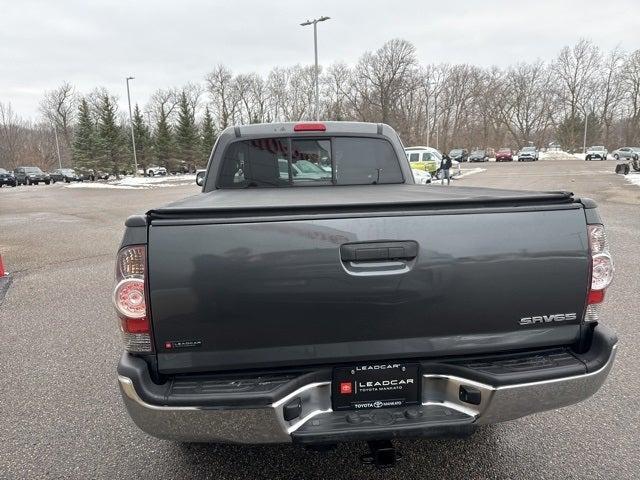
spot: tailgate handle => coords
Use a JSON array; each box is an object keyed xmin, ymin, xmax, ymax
[{"xmin": 340, "ymin": 241, "xmax": 418, "ymax": 262}]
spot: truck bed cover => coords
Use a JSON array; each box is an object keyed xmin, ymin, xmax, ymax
[{"xmin": 148, "ymin": 185, "xmax": 575, "ymax": 219}]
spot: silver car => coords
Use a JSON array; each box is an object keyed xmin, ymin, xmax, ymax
[{"xmin": 611, "ymin": 147, "xmax": 640, "ymax": 161}]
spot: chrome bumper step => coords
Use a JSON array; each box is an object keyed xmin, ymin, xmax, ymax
[{"xmin": 118, "ymin": 343, "xmax": 616, "ymax": 444}]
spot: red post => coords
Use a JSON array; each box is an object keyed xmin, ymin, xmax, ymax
[{"xmin": 0, "ymin": 254, "xmax": 5, "ymax": 277}]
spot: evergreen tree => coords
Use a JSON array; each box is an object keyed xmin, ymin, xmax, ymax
[
  {"xmin": 73, "ymin": 98, "xmax": 97, "ymax": 170},
  {"xmin": 175, "ymin": 92, "xmax": 199, "ymax": 172},
  {"xmin": 557, "ymin": 112, "xmax": 601, "ymax": 152},
  {"xmin": 132, "ymin": 104, "xmax": 151, "ymax": 172},
  {"xmin": 153, "ymin": 108, "xmax": 173, "ymax": 169},
  {"xmin": 200, "ymin": 106, "xmax": 217, "ymax": 166},
  {"xmin": 96, "ymin": 94, "xmax": 124, "ymax": 175}
]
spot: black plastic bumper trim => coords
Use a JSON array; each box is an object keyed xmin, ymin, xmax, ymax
[{"xmin": 118, "ymin": 325, "xmax": 616, "ymax": 408}]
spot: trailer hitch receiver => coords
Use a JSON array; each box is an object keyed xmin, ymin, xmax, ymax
[{"xmin": 361, "ymin": 440, "xmax": 401, "ymax": 468}]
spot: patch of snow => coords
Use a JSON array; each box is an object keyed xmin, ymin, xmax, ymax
[
  {"xmin": 66, "ymin": 182, "xmax": 138, "ymax": 190},
  {"xmin": 66, "ymin": 174, "xmax": 196, "ymax": 189},
  {"xmin": 624, "ymin": 172, "xmax": 640, "ymax": 187},
  {"xmin": 117, "ymin": 174, "xmax": 196, "ymax": 187},
  {"xmin": 455, "ymin": 168, "xmax": 485, "ymax": 179},
  {"xmin": 541, "ymin": 151, "xmax": 577, "ymax": 161}
]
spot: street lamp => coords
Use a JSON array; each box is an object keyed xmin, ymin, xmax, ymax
[
  {"xmin": 300, "ymin": 16, "xmax": 330, "ymax": 120},
  {"xmin": 426, "ymin": 80, "xmax": 437, "ymax": 148},
  {"xmin": 125, "ymin": 76, "xmax": 139, "ymax": 176},
  {"xmin": 583, "ymin": 111, "xmax": 588, "ymax": 155}
]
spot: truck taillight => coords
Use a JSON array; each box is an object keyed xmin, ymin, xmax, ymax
[
  {"xmin": 586, "ymin": 225, "xmax": 614, "ymax": 322},
  {"xmin": 114, "ymin": 245, "xmax": 152, "ymax": 352}
]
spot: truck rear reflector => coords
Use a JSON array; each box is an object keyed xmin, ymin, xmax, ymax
[
  {"xmin": 114, "ymin": 245, "xmax": 152, "ymax": 352},
  {"xmin": 293, "ymin": 122, "xmax": 326, "ymax": 132}
]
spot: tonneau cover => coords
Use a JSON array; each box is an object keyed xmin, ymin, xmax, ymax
[{"xmin": 148, "ymin": 184, "xmax": 574, "ymax": 217}]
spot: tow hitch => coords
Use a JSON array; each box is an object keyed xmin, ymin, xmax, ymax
[{"xmin": 361, "ymin": 440, "xmax": 401, "ymax": 468}]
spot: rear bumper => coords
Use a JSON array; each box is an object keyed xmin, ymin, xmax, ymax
[{"xmin": 118, "ymin": 326, "xmax": 617, "ymax": 444}]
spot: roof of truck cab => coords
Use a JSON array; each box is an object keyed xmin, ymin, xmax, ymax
[
  {"xmin": 149, "ymin": 184, "xmax": 575, "ymax": 217},
  {"xmin": 224, "ymin": 121, "xmax": 392, "ymax": 137}
]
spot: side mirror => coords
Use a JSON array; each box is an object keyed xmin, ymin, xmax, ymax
[{"xmin": 196, "ymin": 171, "xmax": 205, "ymax": 186}]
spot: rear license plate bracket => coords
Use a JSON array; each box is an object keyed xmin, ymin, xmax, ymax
[{"xmin": 332, "ymin": 362, "xmax": 420, "ymax": 411}]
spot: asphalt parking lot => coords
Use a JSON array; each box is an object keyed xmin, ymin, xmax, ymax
[{"xmin": 1, "ymin": 159, "xmax": 639, "ymax": 479}]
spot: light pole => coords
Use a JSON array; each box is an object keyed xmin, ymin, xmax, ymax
[
  {"xmin": 126, "ymin": 76, "xmax": 139, "ymax": 176},
  {"xmin": 582, "ymin": 111, "xmax": 588, "ymax": 155},
  {"xmin": 300, "ymin": 16, "xmax": 330, "ymax": 120},
  {"xmin": 426, "ymin": 80, "xmax": 436, "ymax": 148}
]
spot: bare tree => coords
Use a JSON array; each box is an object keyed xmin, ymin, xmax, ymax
[
  {"xmin": 0, "ymin": 103, "xmax": 58, "ymax": 171},
  {"xmin": 0, "ymin": 102, "xmax": 25, "ymax": 169},
  {"xmin": 205, "ymin": 65, "xmax": 240, "ymax": 129},
  {"xmin": 552, "ymin": 40, "xmax": 601, "ymax": 149},
  {"xmin": 436, "ymin": 64, "xmax": 482, "ymax": 151},
  {"xmin": 146, "ymin": 88, "xmax": 179, "ymax": 126},
  {"xmin": 497, "ymin": 61, "xmax": 554, "ymax": 148},
  {"xmin": 182, "ymin": 82, "xmax": 203, "ymax": 116},
  {"xmin": 321, "ymin": 63, "xmax": 351, "ymax": 121},
  {"xmin": 265, "ymin": 65, "xmax": 315, "ymax": 121},
  {"xmin": 596, "ymin": 47, "xmax": 626, "ymax": 145},
  {"xmin": 624, "ymin": 49, "xmax": 640, "ymax": 144},
  {"xmin": 39, "ymin": 82, "xmax": 77, "ymax": 163},
  {"xmin": 236, "ymin": 73, "xmax": 269, "ymax": 123},
  {"xmin": 355, "ymin": 39, "xmax": 419, "ymax": 124},
  {"xmin": 6, "ymin": 38, "xmax": 640, "ymax": 166}
]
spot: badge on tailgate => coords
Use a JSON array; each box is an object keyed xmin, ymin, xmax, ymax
[{"xmin": 332, "ymin": 362, "xmax": 420, "ymax": 410}]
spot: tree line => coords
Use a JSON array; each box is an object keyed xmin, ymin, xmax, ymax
[{"xmin": 1, "ymin": 38, "xmax": 639, "ymax": 173}]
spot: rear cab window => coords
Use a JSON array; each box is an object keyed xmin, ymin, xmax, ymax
[{"xmin": 217, "ymin": 136, "xmax": 403, "ymax": 188}]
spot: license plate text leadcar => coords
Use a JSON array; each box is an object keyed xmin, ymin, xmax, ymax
[{"xmin": 332, "ymin": 363, "xmax": 420, "ymax": 410}]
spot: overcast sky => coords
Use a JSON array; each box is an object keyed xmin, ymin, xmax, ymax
[{"xmin": 1, "ymin": 0, "xmax": 638, "ymax": 120}]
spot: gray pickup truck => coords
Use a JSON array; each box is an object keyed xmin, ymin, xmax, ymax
[{"xmin": 115, "ymin": 121, "xmax": 616, "ymax": 466}]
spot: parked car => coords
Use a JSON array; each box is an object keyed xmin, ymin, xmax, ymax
[
  {"xmin": 279, "ymin": 158, "xmax": 332, "ymax": 181},
  {"xmin": 468, "ymin": 149, "xmax": 489, "ymax": 162},
  {"xmin": 14, "ymin": 166, "xmax": 50, "ymax": 185},
  {"xmin": 449, "ymin": 148, "xmax": 469, "ymax": 162},
  {"xmin": 404, "ymin": 146, "xmax": 441, "ymax": 175},
  {"xmin": 585, "ymin": 146, "xmax": 608, "ymax": 161},
  {"xmin": 115, "ymin": 121, "xmax": 616, "ymax": 461},
  {"xmin": 146, "ymin": 165, "xmax": 167, "ymax": 176},
  {"xmin": 411, "ymin": 168, "xmax": 432, "ymax": 184},
  {"xmin": 0, "ymin": 168, "xmax": 17, "ymax": 187},
  {"xmin": 495, "ymin": 148, "xmax": 513, "ymax": 162},
  {"xmin": 611, "ymin": 147, "xmax": 640, "ymax": 161},
  {"xmin": 50, "ymin": 168, "xmax": 82, "ymax": 183},
  {"xmin": 517, "ymin": 146, "xmax": 539, "ymax": 161}
]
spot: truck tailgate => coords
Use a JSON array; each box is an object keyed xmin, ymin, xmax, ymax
[{"xmin": 148, "ymin": 197, "xmax": 590, "ymax": 374}]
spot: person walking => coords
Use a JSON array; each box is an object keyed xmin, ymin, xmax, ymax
[{"xmin": 440, "ymin": 154, "xmax": 452, "ymax": 185}]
